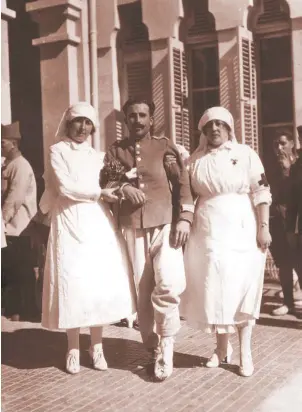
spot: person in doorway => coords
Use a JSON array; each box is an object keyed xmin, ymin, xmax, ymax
[
  {"xmin": 40, "ymin": 102, "xmax": 136, "ymax": 374},
  {"xmin": 101, "ymin": 97, "xmax": 194, "ymax": 381},
  {"xmin": 183, "ymin": 107, "xmax": 271, "ymax": 377},
  {"xmin": 270, "ymin": 130, "xmax": 301, "ymax": 317},
  {"xmin": 1, "ymin": 122, "xmax": 37, "ymax": 321}
]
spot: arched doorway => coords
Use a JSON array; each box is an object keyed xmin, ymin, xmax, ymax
[
  {"xmin": 254, "ymin": 0, "xmax": 293, "ymax": 177},
  {"xmin": 180, "ymin": 0, "xmax": 219, "ymax": 150},
  {"xmin": 117, "ymin": 1, "xmax": 152, "ymax": 139},
  {"xmin": 8, "ymin": 0, "xmax": 44, "ymax": 198}
]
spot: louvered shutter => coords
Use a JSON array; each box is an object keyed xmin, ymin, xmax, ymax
[
  {"xmin": 257, "ymin": 0, "xmax": 289, "ymax": 25},
  {"xmin": 238, "ymin": 27, "xmax": 259, "ymax": 152},
  {"xmin": 171, "ymin": 39, "xmax": 191, "ymax": 152},
  {"xmin": 126, "ymin": 60, "xmax": 152, "ymax": 101}
]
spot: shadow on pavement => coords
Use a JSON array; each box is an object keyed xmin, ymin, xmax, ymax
[
  {"xmin": 257, "ymin": 317, "xmax": 302, "ymax": 330},
  {"xmin": 1, "ymin": 328, "xmax": 208, "ymax": 382}
]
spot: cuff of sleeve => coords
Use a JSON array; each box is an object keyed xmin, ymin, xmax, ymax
[
  {"xmin": 92, "ymin": 188, "xmax": 102, "ymax": 201},
  {"xmin": 179, "ymin": 210, "xmax": 194, "ymax": 224},
  {"xmin": 253, "ymin": 190, "xmax": 272, "ymax": 207},
  {"xmin": 119, "ymin": 183, "xmax": 131, "ymax": 200},
  {"xmin": 181, "ymin": 204, "xmax": 195, "ymax": 213}
]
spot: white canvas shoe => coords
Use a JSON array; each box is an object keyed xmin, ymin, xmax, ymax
[
  {"xmin": 89, "ymin": 345, "xmax": 108, "ymax": 371},
  {"xmin": 239, "ymin": 353, "xmax": 254, "ymax": 377},
  {"xmin": 66, "ymin": 349, "xmax": 80, "ymax": 375},
  {"xmin": 206, "ymin": 342, "xmax": 233, "ymax": 368},
  {"xmin": 154, "ymin": 337, "xmax": 174, "ymax": 381}
]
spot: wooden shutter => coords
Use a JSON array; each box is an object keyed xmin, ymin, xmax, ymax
[
  {"xmin": 257, "ymin": 0, "xmax": 289, "ymax": 25},
  {"xmin": 126, "ymin": 60, "xmax": 152, "ymax": 101},
  {"xmin": 171, "ymin": 40, "xmax": 191, "ymax": 152},
  {"xmin": 238, "ymin": 27, "xmax": 259, "ymax": 153}
]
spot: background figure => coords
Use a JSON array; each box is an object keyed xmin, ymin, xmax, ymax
[
  {"xmin": 101, "ymin": 98, "xmax": 194, "ymax": 381},
  {"xmin": 183, "ymin": 107, "xmax": 271, "ymax": 378},
  {"xmin": 284, "ymin": 126, "xmax": 302, "ymax": 317},
  {"xmin": 1, "ymin": 122, "xmax": 37, "ymax": 321},
  {"xmin": 1, "ymin": 212, "xmax": 7, "ymax": 248},
  {"xmin": 269, "ymin": 130, "xmax": 301, "ymax": 317},
  {"xmin": 41, "ymin": 102, "xmax": 136, "ymax": 375},
  {"xmin": 29, "ymin": 209, "xmax": 51, "ymax": 314}
]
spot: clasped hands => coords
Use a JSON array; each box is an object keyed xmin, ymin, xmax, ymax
[{"xmin": 101, "ymin": 167, "xmax": 138, "ymax": 203}]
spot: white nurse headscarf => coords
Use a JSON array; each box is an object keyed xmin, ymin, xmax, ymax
[
  {"xmin": 197, "ymin": 106, "xmax": 237, "ymax": 151},
  {"xmin": 55, "ymin": 101, "xmax": 97, "ymax": 142}
]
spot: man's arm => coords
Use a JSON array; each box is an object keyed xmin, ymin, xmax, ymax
[
  {"xmin": 100, "ymin": 145, "xmax": 146, "ymax": 205},
  {"xmin": 2, "ymin": 161, "xmax": 33, "ymax": 224},
  {"xmin": 165, "ymin": 142, "xmax": 194, "ymax": 223},
  {"xmin": 100, "ymin": 145, "xmax": 127, "ymax": 189},
  {"xmin": 165, "ymin": 142, "xmax": 194, "ymax": 249}
]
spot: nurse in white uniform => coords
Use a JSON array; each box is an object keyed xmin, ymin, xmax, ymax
[
  {"xmin": 41, "ymin": 102, "xmax": 136, "ymax": 374},
  {"xmin": 183, "ymin": 107, "xmax": 272, "ymax": 377}
]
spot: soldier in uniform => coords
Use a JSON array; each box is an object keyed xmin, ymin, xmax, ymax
[
  {"xmin": 1, "ymin": 122, "xmax": 37, "ymax": 320},
  {"xmin": 101, "ymin": 98, "xmax": 194, "ymax": 381}
]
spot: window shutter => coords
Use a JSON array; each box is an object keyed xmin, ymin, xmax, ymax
[
  {"xmin": 257, "ymin": 0, "xmax": 289, "ymax": 25},
  {"xmin": 171, "ymin": 40, "xmax": 191, "ymax": 152},
  {"xmin": 126, "ymin": 60, "xmax": 152, "ymax": 101},
  {"xmin": 238, "ymin": 27, "xmax": 259, "ymax": 153}
]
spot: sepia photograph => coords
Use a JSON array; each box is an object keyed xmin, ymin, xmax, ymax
[{"xmin": 1, "ymin": 0, "xmax": 302, "ymax": 411}]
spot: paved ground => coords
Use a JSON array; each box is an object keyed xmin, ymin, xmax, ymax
[{"xmin": 2, "ymin": 282, "xmax": 302, "ymax": 412}]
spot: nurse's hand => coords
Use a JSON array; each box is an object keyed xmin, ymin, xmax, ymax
[
  {"xmin": 101, "ymin": 188, "xmax": 119, "ymax": 203},
  {"xmin": 257, "ymin": 226, "xmax": 272, "ymax": 252},
  {"xmin": 172, "ymin": 220, "xmax": 191, "ymax": 249}
]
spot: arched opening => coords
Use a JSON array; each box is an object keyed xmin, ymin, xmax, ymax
[
  {"xmin": 252, "ymin": 0, "xmax": 293, "ymax": 281},
  {"xmin": 181, "ymin": 0, "xmax": 219, "ymax": 150},
  {"xmin": 7, "ymin": 0, "xmax": 44, "ymax": 199},
  {"xmin": 254, "ymin": 0, "xmax": 293, "ymax": 177},
  {"xmin": 116, "ymin": 1, "xmax": 152, "ymax": 138}
]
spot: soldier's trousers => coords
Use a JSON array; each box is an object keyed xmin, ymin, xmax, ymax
[
  {"xmin": 124, "ymin": 224, "xmax": 186, "ymax": 350},
  {"xmin": 270, "ymin": 215, "xmax": 302, "ymax": 307}
]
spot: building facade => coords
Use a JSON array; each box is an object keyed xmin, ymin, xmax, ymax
[{"xmin": 2, "ymin": 0, "xmax": 302, "ymax": 186}]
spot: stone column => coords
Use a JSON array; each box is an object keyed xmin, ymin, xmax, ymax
[
  {"xmin": 96, "ymin": 0, "xmax": 121, "ymax": 151},
  {"xmin": 26, "ymin": 0, "xmax": 83, "ymax": 165},
  {"xmin": 142, "ymin": 0, "xmax": 184, "ymax": 140},
  {"xmin": 209, "ymin": 0, "xmax": 256, "ymax": 146},
  {"xmin": 1, "ymin": 0, "xmax": 16, "ymax": 124}
]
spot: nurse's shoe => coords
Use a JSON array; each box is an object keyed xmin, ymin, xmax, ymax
[
  {"xmin": 89, "ymin": 344, "xmax": 108, "ymax": 371},
  {"xmin": 154, "ymin": 337, "xmax": 174, "ymax": 381},
  {"xmin": 239, "ymin": 353, "xmax": 254, "ymax": 377},
  {"xmin": 206, "ymin": 342, "xmax": 233, "ymax": 368},
  {"xmin": 66, "ymin": 349, "xmax": 80, "ymax": 374},
  {"xmin": 125, "ymin": 313, "xmax": 139, "ymax": 329},
  {"xmin": 271, "ymin": 305, "xmax": 294, "ymax": 316}
]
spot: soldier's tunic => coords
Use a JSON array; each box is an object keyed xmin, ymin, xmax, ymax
[
  {"xmin": 101, "ymin": 135, "xmax": 194, "ymax": 348},
  {"xmin": 1, "ymin": 153, "xmax": 37, "ymax": 316},
  {"xmin": 1, "ymin": 154, "xmax": 37, "ymax": 236}
]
